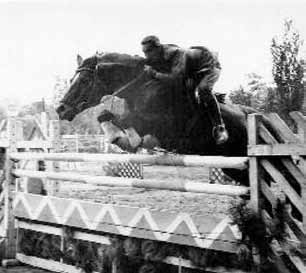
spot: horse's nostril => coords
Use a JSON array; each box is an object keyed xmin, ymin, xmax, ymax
[
  {"xmin": 111, "ymin": 137, "xmax": 120, "ymax": 144},
  {"xmin": 57, "ymin": 105, "xmax": 64, "ymax": 113},
  {"xmin": 97, "ymin": 111, "xmax": 115, "ymax": 123}
]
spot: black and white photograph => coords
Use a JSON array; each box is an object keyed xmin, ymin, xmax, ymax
[{"xmin": 0, "ymin": 0, "xmax": 305, "ymax": 272}]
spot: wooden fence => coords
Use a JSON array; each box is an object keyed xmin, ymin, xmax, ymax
[
  {"xmin": 0, "ymin": 112, "xmax": 306, "ymax": 273},
  {"xmin": 248, "ymin": 112, "xmax": 306, "ymax": 272}
]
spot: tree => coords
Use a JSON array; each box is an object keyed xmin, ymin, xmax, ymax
[
  {"xmin": 271, "ymin": 19, "xmax": 304, "ymax": 123},
  {"xmin": 52, "ymin": 75, "xmax": 74, "ymax": 133},
  {"xmin": 53, "ymin": 75, "xmax": 69, "ymax": 108},
  {"xmin": 229, "ymin": 73, "xmax": 277, "ymax": 112},
  {"xmin": 229, "ymin": 85, "xmax": 253, "ymax": 107},
  {"xmin": 244, "ymin": 73, "xmax": 270, "ymax": 112},
  {"xmin": 264, "ymin": 87, "xmax": 281, "ymax": 113}
]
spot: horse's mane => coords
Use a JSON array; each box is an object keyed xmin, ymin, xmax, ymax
[
  {"xmin": 79, "ymin": 53, "xmax": 227, "ymax": 105},
  {"xmin": 97, "ymin": 52, "xmax": 145, "ymax": 68}
]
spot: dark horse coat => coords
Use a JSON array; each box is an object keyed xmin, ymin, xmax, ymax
[{"xmin": 57, "ymin": 53, "xmax": 256, "ymax": 185}]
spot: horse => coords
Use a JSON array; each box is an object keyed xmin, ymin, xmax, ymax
[{"xmin": 57, "ymin": 53, "xmax": 256, "ymax": 185}]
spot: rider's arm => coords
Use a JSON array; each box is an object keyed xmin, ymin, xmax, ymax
[{"xmin": 153, "ymin": 50, "xmax": 186, "ymax": 82}]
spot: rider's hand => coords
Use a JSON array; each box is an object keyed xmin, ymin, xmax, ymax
[{"xmin": 144, "ymin": 65, "xmax": 157, "ymax": 78}]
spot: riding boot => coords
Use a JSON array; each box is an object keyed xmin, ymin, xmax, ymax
[{"xmin": 197, "ymin": 88, "xmax": 229, "ymax": 145}]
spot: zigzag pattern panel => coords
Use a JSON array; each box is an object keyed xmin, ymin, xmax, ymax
[{"xmin": 13, "ymin": 193, "xmax": 240, "ymax": 253}]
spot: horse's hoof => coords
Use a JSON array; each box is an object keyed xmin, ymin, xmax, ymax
[
  {"xmin": 216, "ymin": 134, "xmax": 229, "ymax": 145},
  {"xmin": 214, "ymin": 126, "xmax": 229, "ymax": 145}
]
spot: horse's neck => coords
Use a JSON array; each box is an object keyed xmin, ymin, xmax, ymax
[{"xmin": 98, "ymin": 53, "xmax": 145, "ymax": 68}]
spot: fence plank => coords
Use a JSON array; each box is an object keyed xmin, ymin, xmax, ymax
[
  {"xmin": 260, "ymin": 159, "xmax": 303, "ymax": 214},
  {"xmin": 13, "ymin": 169, "xmax": 249, "ymax": 196},
  {"xmin": 260, "ymin": 178, "xmax": 277, "ymax": 209},
  {"xmin": 248, "ymin": 143, "xmax": 306, "ymax": 156},
  {"xmin": 16, "ymin": 253, "xmax": 84, "ymax": 273},
  {"xmin": 16, "ymin": 140, "xmax": 53, "ymax": 149},
  {"xmin": 290, "ymin": 112, "xmax": 306, "ymax": 142},
  {"xmin": 258, "ymin": 123, "xmax": 278, "ymax": 144},
  {"xmin": 9, "ymin": 153, "xmax": 248, "ymax": 169},
  {"xmin": 286, "ymin": 213, "xmax": 305, "ymax": 242},
  {"xmin": 17, "ymin": 220, "xmax": 111, "ymax": 245},
  {"xmin": 281, "ymin": 158, "xmax": 305, "ymax": 188},
  {"xmin": 0, "ymin": 119, "xmax": 6, "ymax": 133},
  {"xmin": 3, "ymin": 117, "xmax": 17, "ymax": 258},
  {"xmin": 48, "ymin": 120, "xmax": 61, "ymax": 195},
  {"xmin": 266, "ymin": 113, "xmax": 300, "ymax": 143}
]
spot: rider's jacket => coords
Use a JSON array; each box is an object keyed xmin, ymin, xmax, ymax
[{"xmin": 147, "ymin": 44, "xmax": 221, "ymax": 83}]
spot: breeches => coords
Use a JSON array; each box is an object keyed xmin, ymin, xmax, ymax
[
  {"xmin": 195, "ymin": 67, "xmax": 221, "ymax": 102},
  {"xmin": 193, "ymin": 67, "xmax": 223, "ymax": 125}
]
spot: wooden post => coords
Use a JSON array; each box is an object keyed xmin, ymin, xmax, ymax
[
  {"xmin": 178, "ymin": 256, "xmax": 182, "ymax": 273},
  {"xmin": 248, "ymin": 114, "xmax": 263, "ymax": 272},
  {"xmin": 48, "ymin": 120, "xmax": 61, "ymax": 195},
  {"xmin": 299, "ymin": 157, "xmax": 306, "ymax": 262},
  {"xmin": 15, "ymin": 120, "xmax": 23, "ymax": 142},
  {"xmin": 111, "ymin": 260, "xmax": 117, "ymax": 273},
  {"xmin": 100, "ymin": 135, "xmax": 104, "ymax": 152},
  {"xmin": 296, "ymin": 115, "xmax": 306, "ymax": 261},
  {"xmin": 40, "ymin": 111, "xmax": 48, "ymax": 138},
  {"xmin": 75, "ymin": 134, "xmax": 79, "ymax": 153},
  {"xmin": 248, "ymin": 114, "xmax": 262, "ymax": 213},
  {"xmin": 3, "ymin": 115, "xmax": 18, "ymax": 258},
  {"xmin": 290, "ymin": 112, "xmax": 306, "ymax": 261},
  {"xmin": 14, "ymin": 120, "xmax": 23, "ymax": 192},
  {"xmin": 104, "ymin": 139, "xmax": 111, "ymax": 153}
]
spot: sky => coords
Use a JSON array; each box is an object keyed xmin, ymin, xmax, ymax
[{"xmin": 1, "ymin": 0, "xmax": 306, "ymax": 106}]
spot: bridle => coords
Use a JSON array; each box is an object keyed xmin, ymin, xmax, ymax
[
  {"xmin": 69, "ymin": 61, "xmax": 124, "ymax": 116},
  {"xmin": 76, "ymin": 67, "xmax": 96, "ymax": 73},
  {"xmin": 70, "ymin": 66, "xmax": 96, "ymax": 84},
  {"xmin": 68, "ymin": 59, "xmax": 144, "ymax": 123},
  {"xmin": 67, "ymin": 59, "xmax": 155, "ymax": 151}
]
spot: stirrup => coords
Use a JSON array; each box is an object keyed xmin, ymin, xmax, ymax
[{"xmin": 212, "ymin": 125, "xmax": 229, "ymax": 145}]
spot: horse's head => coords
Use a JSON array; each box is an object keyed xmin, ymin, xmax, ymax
[
  {"xmin": 56, "ymin": 53, "xmax": 145, "ymax": 121},
  {"xmin": 56, "ymin": 54, "xmax": 98, "ymax": 121}
]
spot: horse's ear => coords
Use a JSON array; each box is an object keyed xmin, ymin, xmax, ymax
[{"xmin": 77, "ymin": 54, "xmax": 83, "ymax": 67}]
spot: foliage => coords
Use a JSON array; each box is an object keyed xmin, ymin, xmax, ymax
[
  {"xmin": 230, "ymin": 19, "xmax": 305, "ymax": 120},
  {"xmin": 264, "ymin": 87, "xmax": 281, "ymax": 113},
  {"xmin": 228, "ymin": 85, "xmax": 253, "ymax": 107},
  {"xmin": 53, "ymin": 75, "xmax": 69, "ymax": 108},
  {"xmin": 102, "ymin": 162, "xmax": 122, "ymax": 177},
  {"xmin": 228, "ymin": 73, "xmax": 278, "ymax": 113},
  {"xmin": 271, "ymin": 19, "xmax": 304, "ymax": 124},
  {"xmin": 229, "ymin": 199, "xmax": 288, "ymax": 271},
  {"xmin": 19, "ymin": 228, "xmax": 244, "ymax": 272},
  {"xmin": 15, "ymin": 100, "xmax": 59, "ymax": 139}
]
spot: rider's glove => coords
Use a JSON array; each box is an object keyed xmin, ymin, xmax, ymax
[{"xmin": 144, "ymin": 65, "xmax": 157, "ymax": 79}]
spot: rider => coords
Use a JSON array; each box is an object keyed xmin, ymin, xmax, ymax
[{"xmin": 141, "ymin": 35, "xmax": 229, "ymax": 145}]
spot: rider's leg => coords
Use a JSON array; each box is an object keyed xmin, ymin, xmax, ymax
[{"xmin": 195, "ymin": 69, "xmax": 229, "ymax": 144}]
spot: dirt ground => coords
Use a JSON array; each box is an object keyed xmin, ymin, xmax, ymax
[{"xmin": 55, "ymin": 163, "xmax": 239, "ymax": 219}]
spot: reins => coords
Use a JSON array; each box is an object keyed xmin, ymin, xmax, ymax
[{"xmin": 72, "ymin": 60, "xmax": 145, "ymax": 119}]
